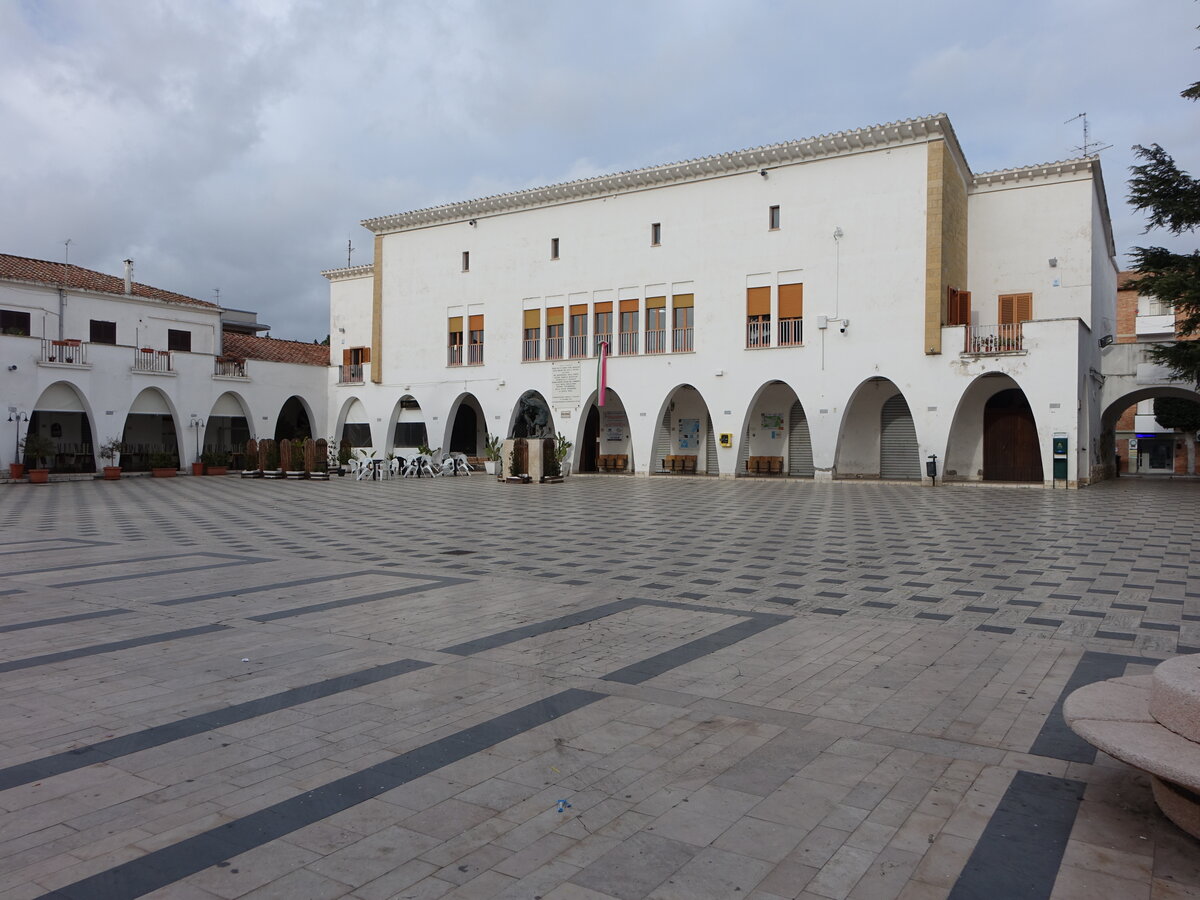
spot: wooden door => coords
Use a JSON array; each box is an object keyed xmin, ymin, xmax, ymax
[{"xmin": 983, "ymin": 390, "xmax": 1043, "ymax": 481}]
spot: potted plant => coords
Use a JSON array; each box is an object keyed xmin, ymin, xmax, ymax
[
  {"xmin": 337, "ymin": 439, "xmax": 352, "ymax": 475},
  {"xmin": 149, "ymin": 452, "xmax": 177, "ymax": 477},
  {"xmin": 201, "ymin": 450, "xmax": 229, "ymax": 476},
  {"xmin": 20, "ymin": 433, "xmax": 56, "ymax": 484},
  {"xmin": 542, "ymin": 432, "xmax": 573, "ymax": 483},
  {"xmin": 191, "ymin": 457, "xmax": 205, "ymax": 476},
  {"xmin": 286, "ymin": 439, "xmax": 306, "ymax": 478},
  {"xmin": 98, "ymin": 437, "xmax": 124, "ymax": 480},
  {"xmin": 484, "ymin": 433, "xmax": 502, "ymax": 475}
]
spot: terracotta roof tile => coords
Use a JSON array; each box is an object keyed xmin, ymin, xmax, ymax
[
  {"xmin": 222, "ymin": 332, "xmax": 330, "ymax": 367},
  {"xmin": 0, "ymin": 253, "xmax": 216, "ymax": 309}
]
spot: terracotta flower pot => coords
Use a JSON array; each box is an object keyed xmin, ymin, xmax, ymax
[
  {"xmin": 8, "ymin": 463, "xmax": 24, "ymax": 479},
  {"xmin": 205, "ymin": 466, "xmax": 228, "ymax": 476},
  {"xmin": 103, "ymin": 466, "xmax": 121, "ymax": 480},
  {"xmin": 191, "ymin": 462, "xmax": 205, "ymax": 476},
  {"xmin": 151, "ymin": 468, "xmax": 177, "ymax": 478},
  {"xmin": 29, "ymin": 469, "xmax": 49, "ymax": 484}
]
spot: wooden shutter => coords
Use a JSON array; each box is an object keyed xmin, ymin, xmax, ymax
[
  {"xmin": 448, "ymin": 316, "xmax": 463, "ymax": 332},
  {"xmin": 361, "ymin": 347, "xmax": 370, "ymax": 364},
  {"xmin": 947, "ymin": 287, "xmax": 971, "ymax": 326},
  {"xmin": 468, "ymin": 314, "xmax": 484, "ymax": 331},
  {"xmin": 619, "ymin": 299, "xmax": 639, "ymax": 313},
  {"xmin": 645, "ymin": 296, "xmax": 666, "ymax": 309},
  {"xmin": 746, "ymin": 287, "xmax": 770, "ymax": 317},
  {"xmin": 999, "ymin": 293, "xmax": 1032, "ymax": 324},
  {"xmin": 778, "ymin": 283, "xmax": 803, "ymax": 318},
  {"xmin": 593, "ymin": 301, "xmax": 613, "ymax": 313},
  {"xmin": 523, "ymin": 309, "xmax": 540, "ymax": 328},
  {"xmin": 342, "ymin": 349, "xmax": 351, "ymax": 366},
  {"xmin": 569, "ymin": 303, "xmax": 588, "ymax": 316},
  {"xmin": 547, "ymin": 307, "xmax": 563, "ymax": 326},
  {"xmin": 672, "ymin": 293, "xmax": 694, "ymax": 308}
]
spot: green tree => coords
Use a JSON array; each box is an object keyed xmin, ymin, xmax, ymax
[
  {"xmin": 1154, "ymin": 397, "xmax": 1200, "ymax": 432},
  {"xmin": 1128, "ymin": 73, "xmax": 1200, "ymax": 385}
]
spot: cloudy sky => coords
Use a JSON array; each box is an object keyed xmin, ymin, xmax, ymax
[{"xmin": 1, "ymin": 0, "xmax": 1196, "ymax": 341}]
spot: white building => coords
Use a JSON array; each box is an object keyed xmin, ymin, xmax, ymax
[
  {"xmin": 1, "ymin": 255, "xmax": 328, "ymax": 476},
  {"xmin": 324, "ymin": 114, "xmax": 1118, "ymax": 486}
]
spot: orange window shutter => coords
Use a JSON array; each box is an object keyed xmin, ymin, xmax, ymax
[
  {"xmin": 959, "ymin": 291, "xmax": 971, "ymax": 326},
  {"xmin": 448, "ymin": 316, "xmax": 463, "ymax": 332},
  {"xmin": 778, "ymin": 283, "xmax": 803, "ymax": 318},
  {"xmin": 1015, "ymin": 293, "xmax": 1032, "ymax": 322},
  {"xmin": 998, "ymin": 295, "xmax": 1015, "ymax": 325},
  {"xmin": 547, "ymin": 307, "xmax": 563, "ymax": 326},
  {"xmin": 594, "ymin": 301, "xmax": 613, "ymax": 314},
  {"xmin": 746, "ymin": 286, "xmax": 770, "ymax": 317},
  {"xmin": 468, "ymin": 314, "xmax": 484, "ymax": 331},
  {"xmin": 342, "ymin": 349, "xmax": 351, "ymax": 366},
  {"xmin": 569, "ymin": 304, "xmax": 588, "ymax": 316},
  {"xmin": 672, "ymin": 293, "xmax": 694, "ymax": 309},
  {"xmin": 523, "ymin": 309, "xmax": 540, "ymax": 329},
  {"xmin": 619, "ymin": 299, "xmax": 639, "ymax": 313},
  {"xmin": 645, "ymin": 296, "xmax": 666, "ymax": 309},
  {"xmin": 361, "ymin": 347, "xmax": 370, "ymax": 364}
]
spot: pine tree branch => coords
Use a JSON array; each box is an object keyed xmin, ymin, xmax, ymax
[{"xmin": 1128, "ymin": 144, "xmax": 1200, "ymax": 234}]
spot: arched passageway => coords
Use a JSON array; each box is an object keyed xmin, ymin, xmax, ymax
[
  {"xmin": 736, "ymin": 381, "xmax": 813, "ymax": 477},
  {"xmin": 390, "ymin": 395, "xmax": 428, "ymax": 453},
  {"xmin": 945, "ymin": 374, "xmax": 1043, "ymax": 482},
  {"xmin": 121, "ymin": 388, "xmax": 179, "ymax": 472},
  {"xmin": 652, "ymin": 385, "xmax": 718, "ymax": 475},
  {"xmin": 577, "ymin": 389, "xmax": 633, "ymax": 473},
  {"xmin": 275, "ymin": 396, "xmax": 313, "ymax": 441},
  {"xmin": 27, "ymin": 382, "xmax": 96, "ymax": 473},
  {"xmin": 835, "ymin": 378, "xmax": 920, "ymax": 479},
  {"xmin": 203, "ymin": 392, "xmax": 252, "ymax": 461},
  {"xmin": 446, "ymin": 393, "xmax": 486, "ymax": 456},
  {"xmin": 337, "ymin": 398, "xmax": 371, "ymax": 447},
  {"xmin": 1103, "ymin": 386, "xmax": 1200, "ymax": 478}
]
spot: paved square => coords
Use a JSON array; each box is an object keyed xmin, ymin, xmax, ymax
[{"xmin": 1, "ymin": 475, "xmax": 1198, "ymax": 899}]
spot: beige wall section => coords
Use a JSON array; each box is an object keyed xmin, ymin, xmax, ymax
[
  {"xmin": 372, "ymin": 234, "xmax": 383, "ymax": 383},
  {"xmin": 924, "ymin": 139, "xmax": 968, "ymax": 354}
]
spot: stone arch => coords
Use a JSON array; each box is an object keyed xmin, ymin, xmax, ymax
[
  {"xmin": 834, "ymin": 377, "xmax": 921, "ymax": 479},
  {"xmin": 575, "ymin": 388, "xmax": 633, "ymax": 474},
  {"xmin": 275, "ymin": 395, "xmax": 315, "ymax": 442},
  {"xmin": 651, "ymin": 384, "xmax": 718, "ymax": 475},
  {"xmin": 203, "ymin": 391, "xmax": 253, "ymax": 459},
  {"xmin": 443, "ymin": 393, "xmax": 487, "ymax": 457},
  {"xmin": 944, "ymin": 373, "xmax": 1045, "ymax": 482},
  {"xmin": 1102, "ymin": 385, "xmax": 1200, "ymax": 477},
  {"xmin": 28, "ymin": 380, "xmax": 98, "ymax": 473},
  {"xmin": 120, "ymin": 386, "xmax": 183, "ymax": 472},
  {"xmin": 734, "ymin": 381, "xmax": 812, "ymax": 477},
  {"xmin": 335, "ymin": 396, "xmax": 372, "ymax": 448},
  {"xmin": 387, "ymin": 393, "xmax": 428, "ymax": 454},
  {"xmin": 507, "ymin": 390, "xmax": 555, "ymax": 440}
]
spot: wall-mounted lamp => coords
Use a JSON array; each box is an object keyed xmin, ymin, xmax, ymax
[
  {"xmin": 1048, "ymin": 258, "xmax": 1058, "ymax": 268},
  {"xmin": 833, "ymin": 226, "xmax": 844, "ymax": 241},
  {"xmin": 714, "ymin": 369, "xmax": 724, "ymax": 376},
  {"xmin": 6, "ymin": 365, "xmax": 16, "ymax": 372},
  {"xmin": 759, "ymin": 169, "xmax": 768, "ymax": 178},
  {"xmin": 468, "ymin": 219, "xmax": 477, "ymax": 227},
  {"xmin": 1098, "ymin": 334, "xmax": 1114, "ymax": 349}
]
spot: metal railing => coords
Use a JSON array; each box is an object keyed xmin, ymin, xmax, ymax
[
  {"xmin": 41, "ymin": 338, "xmax": 87, "ymax": 365},
  {"xmin": 569, "ymin": 335, "xmax": 588, "ymax": 358},
  {"xmin": 447, "ymin": 345, "xmax": 463, "ymax": 366},
  {"xmin": 965, "ymin": 323, "xmax": 1023, "ymax": 355},
  {"xmin": 338, "ymin": 363, "xmax": 363, "ymax": 383},
  {"xmin": 133, "ymin": 348, "xmax": 172, "ymax": 372},
  {"xmin": 546, "ymin": 336, "xmax": 564, "ymax": 359},
  {"xmin": 618, "ymin": 331, "xmax": 638, "ymax": 355},
  {"xmin": 214, "ymin": 356, "xmax": 247, "ymax": 377},
  {"xmin": 672, "ymin": 326, "xmax": 693, "ymax": 352},
  {"xmin": 644, "ymin": 329, "xmax": 666, "ymax": 354},
  {"xmin": 594, "ymin": 332, "xmax": 612, "ymax": 355},
  {"xmin": 522, "ymin": 338, "xmax": 540, "ymax": 361},
  {"xmin": 746, "ymin": 320, "xmax": 771, "ymax": 348},
  {"xmin": 778, "ymin": 318, "xmax": 803, "ymax": 346},
  {"xmin": 467, "ymin": 343, "xmax": 484, "ymax": 365}
]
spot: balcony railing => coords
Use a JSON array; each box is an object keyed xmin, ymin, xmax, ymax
[
  {"xmin": 618, "ymin": 331, "xmax": 638, "ymax": 355},
  {"xmin": 645, "ymin": 329, "xmax": 666, "ymax": 354},
  {"xmin": 778, "ymin": 318, "xmax": 803, "ymax": 347},
  {"xmin": 546, "ymin": 336, "xmax": 564, "ymax": 360},
  {"xmin": 522, "ymin": 338, "xmax": 540, "ymax": 361},
  {"xmin": 746, "ymin": 320, "xmax": 771, "ymax": 348},
  {"xmin": 594, "ymin": 332, "xmax": 612, "ymax": 355},
  {"xmin": 672, "ymin": 327, "xmax": 693, "ymax": 352},
  {"xmin": 214, "ymin": 356, "xmax": 247, "ymax": 377},
  {"xmin": 467, "ymin": 343, "xmax": 484, "ymax": 365},
  {"xmin": 133, "ymin": 348, "xmax": 172, "ymax": 372},
  {"xmin": 339, "ymin": 363, "xmax": 363, "ymax": 383},
  {"xmin": 964, "ymin": 323, "xmax": 1023, "ymax": 355},
  {"xmin": 448, "ymin": 345, "xmax": 463, "ymax": 366},
  {"xmin": 569, "ymin": 335, "xmax": 588, "ymax": 358},
  {"xmin": 41, "ymin": 338, "xmax": 87, "ymax": 365}
]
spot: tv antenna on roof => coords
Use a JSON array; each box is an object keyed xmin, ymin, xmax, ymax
[
  {"xmin": 213, "ymin": 288, "xmax": 220, "ymax": 305},
  {"xmin": 1065, "ymin": 112, "xmax": 1111, "ymax": 157},
  {"xmin": 346, "ymin": 238, "xmax": 355, "ymax": 268}
]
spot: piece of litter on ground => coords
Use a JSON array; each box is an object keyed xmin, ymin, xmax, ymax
[
  {"xmin": 556, "ymin": 799, "xmax": 572, "ymax": 813},
  {"xmin": 241, "ymin": 658, "xmax": 250, "ymax": 662}
]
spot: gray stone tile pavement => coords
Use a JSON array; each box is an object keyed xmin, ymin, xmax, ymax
[{"xmin": 0, "ymin": 475, "xmax": 1197, "ymax": 898}]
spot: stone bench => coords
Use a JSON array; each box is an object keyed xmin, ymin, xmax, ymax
[{"xmin": 1064, "ymin": 654, "xmax": 1200, "ymax": 839}]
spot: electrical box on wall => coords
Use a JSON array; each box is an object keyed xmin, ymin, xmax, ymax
[
  {"xmin": 816, "ymin": 315, "xmax": 828, "ymax": 330},
  {"xmin": 718, "ymin": 433, "xmax": 733, "ymax": 448}
]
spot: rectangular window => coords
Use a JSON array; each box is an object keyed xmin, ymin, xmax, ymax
[
  {"xmin": 550, "ymin": 238, "xmax": 559, "ymax": 260},
  {"xmin": 594, "ymin": 303, "xmax": 613, "ymax": 355},
  {"xmin": 946, "ymin": 287, "xmax": 971, "ymax": 327},
  {"xmin": 569, "ymin": 304, "xmax": 588, "ymax": 358},
  {"xmin": 651, "ymin": 222, "xmax": 661, "ymax": 246},
  {"xmin": 618, "ymin": 299, "xmax": 639, "ymax": 355},
  {"xmin": 672, "ymin": 294, "xmax": 694, "ymax": 352},
  {"xmin": 468, "ymin": 314, "xmax": 484, "ymax": 365},
  {"xmin": 340, "ymin": 347, "xmax": 368, "ymax": 382},
  {"xmin": 768, "ymin": 205, "xmax": 780, "ymax": 230},
  {"xmin": 90, "ymin": 320, "xmax": 117, "ymax": 344},
  {"xmin": 448, "ymin": 316, "xmax": 464, "ymax": 366},
  {"xmin": 0, "ymin": 309, "xmax": 30, "ymax": 335},
  {"xmin": 394, "ymin": 422, "xmax": 428, "ymax": 447},
  {"xmin": 746, "ymin": 286, "xmax": 771, "ymax": 347},
  {"xmin": 167, "ymin": 329, "xmax": 192, "ymax": 352},
  {"xmin": 522, "ymin": 309, "xmax": 540, "ymax": 361},
  {"xmin": 461, "ymin": 251, "xmax": 470, "ymax": 272},
  {"xmin": 998, "ymin": 293, "xmax": 1033, "ymax": 324},
  {"xmin": 646, "ymin": 302, "xmax": 667, "ymax": 354},
  {"xmin": 778, "ymin": 282, "xmax": 803, "ymax": 346},
  {"xmin": 546, "ymin": 307, "xmax": 564, "ymax": 359}
]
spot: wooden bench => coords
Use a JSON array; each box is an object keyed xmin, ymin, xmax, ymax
[
  {"xmin": 661, "ymin": 454, "xmax": 698, "ymax": 473},
  {"xmin": 597, "ymin": 454, "xmax": 629, "ymax": 472},
  {"xmin": 745, "ymin": 456, "xmax": 784, "ymax": 475}
]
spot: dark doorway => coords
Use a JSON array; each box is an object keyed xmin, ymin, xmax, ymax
[
  {"xmin": 450, "ymin": 403, "xmax": 478, "ymax": 454},
  {"xmin": 581, "ymin": 406, "xmax": 600, "ymax": 472},
  {"xmin": 984, "ymin": 389, "xmax": 1043, "ymax": 482},
  {"xmin": 275, "ymin": 397, "xmax": 312, "ymax": 441}
]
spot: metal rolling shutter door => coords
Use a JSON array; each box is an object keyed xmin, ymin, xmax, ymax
[
  {"xmin": 705, "ymin": 414, "xmax": 718, "ymax": 475},
  {"xmin": 653, "ymin": 408, "xmax": 671, "ymax": 472},
  {"xmin": 788, "ymin": 401, "xmax": 815, "ymax": 477},
  {"xmin": 880, "ymin": 394, "xmax": 920, "ymax": 479},
  {"xmin": 736, "ymin": 422, "xmax": 751, "ymax": 475}
]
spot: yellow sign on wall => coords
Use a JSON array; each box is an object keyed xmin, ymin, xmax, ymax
[{"xmin": 718, "ymin": 433, "xmax": 733, "ymax": 448}]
